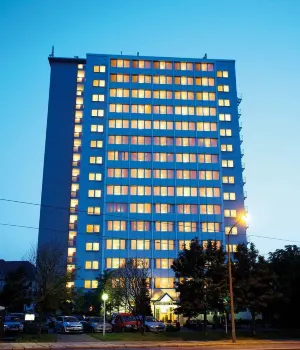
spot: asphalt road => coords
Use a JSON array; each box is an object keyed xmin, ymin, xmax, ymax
[{"xmin": 56, "ymin": 333, "xmax": 98, "ymax": 342}]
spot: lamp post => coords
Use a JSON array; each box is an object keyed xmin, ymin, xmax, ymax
[
  {"xmin": 102, "ymin": 293, "xmax": 108, "ymax": 336},
  {"xmin": 227, "ymin": 214, "xmax": 247, "ymax": 343}
]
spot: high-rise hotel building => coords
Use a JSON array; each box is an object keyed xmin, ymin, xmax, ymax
[{"xmin": 39, "ymin": 53, "xmax": 246, "ymax": 320}]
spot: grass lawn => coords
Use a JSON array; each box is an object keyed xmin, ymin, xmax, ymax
[
  {"xmin": 16, "ymin": 333, "xmax": 57, "ymax": 342},
  {"xmin": 90, "ymin": 329, "xmax": 300, "ymax": 342}
]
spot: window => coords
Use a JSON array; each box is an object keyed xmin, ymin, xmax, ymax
[
  {"xmin": 86, "ymin": 242, "xmax": 99, "ymax": 251},
  {"xmin": 176, "ymin": 137, "xmax": 196, "ymax": 146},
  {"xmin": 199, "ymin": 170, "xmax": 219, "ymax": 180},
  {"xmin": 131, "ymin": 168, "xmax": 151, "ymax": 178},
  {"xmin": 153, "ymin": 186, "xmax": 174, "ymax": 196},
  {"xmin": 195, "ymin": 92, "xmax": 215, "ymax": 101},
  {"xmin": 107, "ymin": 168, "xmax": 128, "ymax": 178},
  {"xmin": 174, "ymin": 61, "xmax": 193, "ymax": 71},
  {"xmin": 176, "ymin": 170, "xmax": 197, "ymax": 180},
  {"xmin": 198, "ymin": 138, "xmax": 218, "ymax": 148},
  {"xmin": 131, "ymin": 221, "xmax": 150, "ymax": 231},
  {"xmin": 108, "ymin": 135, "xmax": 129, "ymax": 144},
  {"xmin": 155, "ymin": 240, "xmax": 174, "ymax": 250},
  {"xmin": 175, "ymin": 106, "xmax": 195, "ymax": 116},
  {"xmin": 217, "ymin": 71, "xmax": 229, "ymax": 78},
  {"xmin": 84, "ymin": 280, "xmax": 98, "ymax": 289},
  {"xmin": 131, "ymin": 104, "xmax": 152, "ymax": 114},
  {"xmin": 153, "ymin": 75, "xmax": 172, "ymax": 84},
  {"xmin": 195, "ymin": 107, "xmax": 216, "ymax": 116},
  {"xmin": 155, "ymin": 203, "xmax": 174, "ymax": 214},
  {"xmin": 223, "ymin": 192, "xmax": 236, "ymax": 200},
  {"xmin": 153, "ymin": 120, "xmax": 173, "ymax": 130},
  {"xmin": 153, "ymin": 61, "xmax": 172, "ymax": 70},
  {"xmin": 153, "ymin": 169, "xmax": 174, "ymax": 179},
  {"xmin": 224, "ymin": 209, "xmax": 237, "ymax": 218},
  {"xmin": 153, "ymin": 90, "xmax": 173, "ymax": 99},
  {"xmin": 91, "ymin": 124, "xmax": 104, "ymax": 132},
  {"xmin": 218, "ymin": 99, "xmax": 230, "ymax": 107},
  {"xmin": 86, "ymin": 224, "xmax": 100, "ymax": 233},
  {"xmin": 107, "ymin": 221, "xmax": 126, "ymax": 231},
  {"xmin": 219, "ymin": 113, "xmax": 231, "ymax": 121},
  {"xmin": 176, "ymin": 187, "xmax": 198, "ymax": 197},
  {"xmin": 131, "ymin": 89, "xmax": 152, "ymax": 98},
  {"xmin": 131, "ymin": 120, "xmax": 152, "ymax": 129},
  {"xmin": 93, "ymin": 80, "xmax": 105, "ymax": 87},
  {"xmin": 154, "ymin": 136, "xmax": 173, "ymax": 146},
  {"xmin": 225, "ymin": 226, "xmax": 238, "ymax": 235},
  {"xmin": 199, "ymin": 187, "xmax": 220, "ymax": 197},
  {"xmin": 175, "ymin": 91, "xmax": 194, "ymax": 100},
  {"xmin": 221, "ymin": 144, "xmax": 233, "ymax": 151},
  {"xmin": 109, "ymin": 88, "xmax": 130, "ymax": 98},
  {"xmin": 90, "ymin": 140, "xmax": 103, "ymax": 148},
  {"xmin": 109, "ymin": 104, "xmax": 130, "ymax": 113},
  {"xmin": 177, "ymin": 204, "xmax": 197, "ymax": 214},
  {"xmin": 88, "ymin": 189, "xmax": 101, "ymax": 198},
  {"xmin": 155, "ymin": 221, "xmax": 173, "ymax": 232},
  {"xmin": 176, "ymin": 153, "xmax": 197, "ymax": 163},
  {"xmin": 106, "ymin": 203, "xmax": 128, "ymax": 213},
  {"xmin": 195, "ymin": 63, "xmax": 214, "ymax": 71},
  {"xmin": 131, "ymin": 136, "xmax": 151, "ymax": 145},
  {"xmin": 154, "ymin": 278, "xmax": 174, "ymax": 288},
  {"xmin": 198, "ymin": 154, "xmax": 219, "ymax": 163},
  {"xmin": 226, "ymin": 244, "xmax": 238, "ymax": 252},
  {"xmin": 109, "ymin": 119, "xmax": 130, "ymax": 129},
  {"xmin": 153, "ymin": 105, "xmax": 173, "ymax": 115},
  {"xmin": 132, "ymin": 74, "xmax": 152, "ymax": 83},
  {"xmin": 106, "ymin": 185, "xmax": 128, "ymax": 195},
  {"xmin": 131, "ymin": 240, "xmax": 150, "ymax": 250},
  {"xmin": 87, "ymin": 207, "xmax": 100, "ymax": 215},
  {"xmin": 201, "ymin": 222, "xmax": 220, "ymax": 232},
  {"xmin": 175, "ymin": 121, "xmax": 195, "ymax": 131},
  {"xmin": 174, "ymin": 76, "xmax": 194, "ymax": 85},
  {"xmin": 89, "ymin": 156, "xmax": 102, "ymax": 164},
  {"xmin": 218, "ymin": 85, "xmax": 230, "ymax": 92},
  {"xmin": 133, "ymin": 258, "xmax": 150, "ymax": 268},
  {"xmin": 92, "ymin": 94, "xmax": 105, "ymax": 102},
  {"xmin": 155, "ymin": 259, "xmax": 173, "ymax": 269},
  {"xmin": 130, "ymin": 185, "xmax": 151, "ymax": 195},
  {"xmin": 106, "ymin": 239, "xmax": 126, "ymax": 250},
  {"xmin": 107, "ymin": 151, "xmax": 129, "ymax": 161},
  {"xmin": 222, "ymin": 176, "xmax": 235, "ymax": 184},
  {"xmin": 179, "ymin": 240, "xmax": 191, "ymax": 250},
  {"xmin": 106, "ymin": 258, "xmax": 126, "ymax": 269},
  {"xmin": 178, "ymin": 222, "xmax": 197, "ymax": 232},
  {"xmin": 153, "ymin": 152, "xmax": 174, "ymax": 162},
  {"xmin": 110, "ymin": 59, "xmax": 130, "ymax": 68},
  {"xmin": 110, "ymin": 74, "xmax": 130, "ymax": 83},
  {"xmin": 89, "ymin": 173, "xmax": 102, "ymax": 181},
  {"xmin": 85, "ymin": 261, "xmax": 99, "ymax": 270},
  {"xmin": 130, "ymin": 203, "xmax": 151, "ymax": 213},
  {"xmin": 94, "ymin": 65, "xmax": 106, "ymax": 73},
  {"xmin": 195, "ymin": 77, "xmax": 215, "ymax": 86},
  {"xmin": 200, "ymin": 204, "xmax": 221, "ymax": 215},
  {"xmin": 220, "ymin": 129, "xmax": 232, "ymax": 137},
  {"xmin": 197, "ymin": 122, "xmax": 217, "ymax": 132},
  {"xmin": 132, "ymin": 60, "xmax": 151, "ymax": 69},
  {"xmin": 222, "ymin": 160, "xmax": 234, "ymax": 167}
]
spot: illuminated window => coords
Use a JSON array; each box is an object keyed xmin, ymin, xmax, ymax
[
  {"xmin": 155, "ymin": 203, "xmax": 174, "ymax": 214},
  {"xmin": 153, "ymin": 61, "xmax": 172, "ymax": 70},
  {"xmin": 220, "ymin": 129, "xmax": 232, "ymax": 137},
  {"xmin": 153, "ymin": 90, "xmax": 173, "ymax": 99},
  {"xmin": 131, "ymin": 120, "xmax": 152, "ymax": 129},
  {"xmin": 155, "ymin": 259, "xmax": 173, "ymax": 269},
  {"xmin": 93, "ymin": 80, "xmax": 105, "ymax": 87},
  {"xmin": 85, "ymin": 261, "xmax": 99, "ymax": 270},
  {"xmin": 110, "ymin": 59, "xmax": 130, "ymax": 68},
  {"xmin": 91, "ymin": 124, "xmax": 104, "ymax": 132},
  {"xmin": 89, "ymin": 156, "xmax": 102, "ymax": 164},
  {"xmin": 198, "ymin": 154, "xmax": 219, "ymax": 163},
  {"xmin": 110, "ymin": 88, "xmax": 130, "ymax": 98},
  {"xmin": 225, "ymin": 226, "xmax": 238, "ymax": 235},
  {"xmin": 154, "ymin": 136, "xmax": 173, "ymax": 146},
  {"xmin": 218, "ymin": 85, "xmax": 230, "ymax": 92},
  {"xmin": 86, "ymin": 224, "xmax": 100, "ymax": 233},
  {"xmin": 106, "ymin": 203, "xmax": 128, "ymax": 213},
  {"xmin": 87, "ymin": 207, "xmax": 100, "ymax": 215},
  {"xmin": 131, "ymin": 89, "xmax": 152, "ymax": 98},
  {"xmin": 131, "ymin": 152, "xmax": 151, "ymax": 162},
  {"xmin": 174, "ymin": 62, "xmax": 193, "ymax": 71},
  {"xmin": 198, "ymin": 170, "xmax": 219, "ymax": 180},
  {"xmin": 108, "ymin": 135, "xmax": 129, "ymax": 145},
  {"xmin": 109, "ymin": 104, "xmax": 130, "ymax": 113},
  {"xmin": 195, "ymin": 77, "xmax": 215, "ymax": 86},
  {"xmin": 88, "ymin": 189, "xmax": 101, "ymax": 198},
  {"xmin": 201, "ymin": 222, "xmax": 220, "ymax": 232},
  {"xmin": 130, "ymin": 185, "xmax": 151, "ymax": 196},
  {"xmin": 110, "ymin": 74, "xmax": 130, "ymax": 83},
  {"xmin": 107, "ymin": 220, "xmax": 126, "ymax": 231},
  {"xmin": 86, "ymin": 242, "xmax": 100, "ymax": 251},
  {"xmin": 176, "ymin": 170, "xmax": 197, "ymax": 180},
  {"xmin": 107, "ymin": 168, "xmax": 128, "ymax": 178},
  {"xmin": 131, "ymin": 240, "xmax": 150, "ymax": 250},
  {"xmin": 176, "ymin": 153, "xmax": 196, "ymax": 163},
  {"xmin": 155, "ymin": 240, "xmax": 174, "ymax": 250},
  {"xmin": 153, "ymin": 75, "xmax": 172, "ymax": 84},
  {"xmin": 153, "ymin": 169, "xmax": 174, "ymax": 179},
  {"xmin": 131, "ymin": 104, "xmax": 152, "ymax": 114},
  {"xmin": 221, "ymin": 144, "xmax": 233, "ymax": 152},
  {"xmin": 217, "ymin": 71, "xmax": 229, "ymax": 78},
  {"xmin": 90, "ymin": 140, "xmax": 103, "ymax": 148},
  {"xmin": 223, "ymin": 192, "xmax": 236, "ymax": 200},
  {"xmin": 153, "ymin": 120, "xmax": 173, "ymax": 130},
  {"xmin": 195, "ymin": 63, "xmax": 214, "ymax": 71},
  {"xmin": 89, "ymin": 173, "xmax": 102, "ymax": 181},
  {"xmin": 153, "ymin": 153, "xmax": 174, "ymax": 162},
  {"xmin": 154, "ymin": 278, "xmax": 174, "ymax": 288},
  {"xmin": 224, "ymin": 209, "xmax": 237, "ymax": 218},
  {"xmin": 200, "ymin": 204, "xmax": 221, "ymax": 215},
  {"xmin": 155, "ymin": 221, "xmax": 173, "ymax": 232},
  {"xmin": 92, "ymin": 94, "xmax": 105, "ymax": 102},
  {"xmin": 219, "ymin": 113, "xmax": 231, "ymax": 121},
  {"xmin": 195, "ymin": 107, "xmax": 216, "ymax": 116},
  {"xmin": 178, "ymin": 222, "xmax": 197, "ymax": 232},
  {"xmin": 218, "ymin": 99, "xmax": 230, "ymax": 107},
  {"xmin": 130, "ymin": 203, "xmax": 151, "ymax": 214},
  {"xmin": 94, "ymin": 65, "xmax": 106, "ymax": 73},
  {"xmin": 226, "ymin": 244, "xmax": 238, "ymax": 252},
  {"xmin": 106, "ymin": 185, "xmax": 128, "ymax": 195},
  {"xmin": 109, "ymin": 119, "xmax": 130, "ymax": 129},
  {"xmin": 179, "ymin": 240, "xmax": 191, "ymax": 250},
  {"xmin": 195, "ymin": 92, "xmax": 215, "ymax": 101},
  {"xmin": 107, "ymin": 151, "xmax": 129, "ymax": 161},
  {"xmin": 222, "ymin": 160, "xmax": 234, "ymax": 168},
  {"xmin": 106, "ymin": 258, "xmax": 126, "ymax": 269},
  {"xmin": 130, "ymin": 168, "xmax": 151, "ymax": 178},
  {"xmin": 106, "ymin": 239, "xmax": 125, "ymax": 250},
  {"xmin": 84, "ymin": 280, "xmax": 98, "ymax": 289},
  {"xmin": 131, "ymin": 136, "xmax": 151, "ymax": 145},
  {"xmin": 132, "ymin": 74, "xmax": 152, "ymax": 83},
  {"xmin": 131, "ymin": 221, "xmax": 150, "ymax": 231},
  {"xmin": 177, "ymin": 204, "xmax": 197, "ymax": 214},
  {"xmin": 199, "ymin": 187, "xmax": 220, "ymax": 197},
  {"xmin": 91, "ymin": 109, "xmax": 104, "ymax": 117},
  {"xmin": 176, "ymin": 186, "xmax": 197, "ymax": 197},
  {"xmin": 153, "ymin": 186, "xmax": 174, "ymax": 196},
  {"xmin": 132, "ymin": 60, "xmax": 151, "ymax": 69},
  {"xmin": 222, "ymin": 176, "xmax": 235, "ymax": 184}
]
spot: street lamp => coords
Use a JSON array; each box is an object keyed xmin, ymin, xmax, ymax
[
  {"xmin": 227, "ymin": 214, "xmax": 248, "ymax": 343},
  {"xmin": 102, "ymin": 293, "xmax": 108, "ymax": 336}
]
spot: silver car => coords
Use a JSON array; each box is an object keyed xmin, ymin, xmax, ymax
[
  {"xmin": 143, "ymin": 316, "xmax": 165, "ymax": 332},
  {"xmin": 84, "ymin": 317, "xmax": 112, "ymax": 333},
  {"xmin": 55, "ymin": 316, "xmax": 83, "ymax": 333}
]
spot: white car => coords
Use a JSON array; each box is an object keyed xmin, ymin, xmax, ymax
[
  {"xmin": 143, "ymin": 316, "xmax": 165, "ymax": 332},
  {"xmin": 55, "ymin": 316, "xmax": 83, "ymax": 333}
]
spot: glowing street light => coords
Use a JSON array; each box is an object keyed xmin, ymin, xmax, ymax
[{"xmin": 102, "ymin": 293, "xmax": 108, "ymax": 336}]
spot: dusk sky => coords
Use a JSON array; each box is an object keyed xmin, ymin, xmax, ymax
[{"xmin": 0, "ymin": 0, "xmax": 299, "ymax": 260}]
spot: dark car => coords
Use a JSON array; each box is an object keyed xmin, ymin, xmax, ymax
[
  {"xmin": 81, "ymin": 317, "xmax": 112, "ymax": 333},
  {"xmin": 4, "ymin": 316, "xmax": 24, "ymax": 338}
]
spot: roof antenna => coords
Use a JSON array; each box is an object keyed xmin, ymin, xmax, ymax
[
  {"xmin": 137, "ymin": 52, "xmax": 139, "ymax": 56},
  {"xmin": 121, "ymin": 50, "xmax": 123, "ymax": 55},
  {"xmin": 203, "ymin": 53, "xmax": 207, "ymax": 59},
  {"xmin": 49, "ymin": 46, "xmax": 55, "ymax": 58}
]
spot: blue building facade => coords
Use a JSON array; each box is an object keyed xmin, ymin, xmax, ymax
[{"xmin": 39, "ymin": 53, "xmax": 246, "ymax": 321}]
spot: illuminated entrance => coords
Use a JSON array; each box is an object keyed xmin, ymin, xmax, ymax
[{"xmin": 152, "ymin": 293, "xmax": 177, "ymax": 323}]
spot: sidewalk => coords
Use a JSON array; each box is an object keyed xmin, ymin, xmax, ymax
[{"xmin": 1, "ymin": 340, "xmax": 300, "ymax": 349}]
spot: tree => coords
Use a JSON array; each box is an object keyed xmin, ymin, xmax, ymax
[
  {"xmin": 27, "ymin": 241, "xmax": 76, "ymax": 335},
  {"xmin": 268, "ymin": 245, "xmax": 300, "ymax": 328},
  {"xmin": 0, "ymin": 267, "xmax": 32, "ymax": 312},
  {"xmin": 233, "ymin": 243, "xmax": 280, "ymax": 334}
]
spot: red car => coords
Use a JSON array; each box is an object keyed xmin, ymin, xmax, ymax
[{"xmin": 111, "ymin": 313, "xmax": 140, "ymax": 332}]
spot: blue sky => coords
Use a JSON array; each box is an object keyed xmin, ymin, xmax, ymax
[{"xmin": 0, "ymin": 0, "xmax": 299, "ymax": 260}]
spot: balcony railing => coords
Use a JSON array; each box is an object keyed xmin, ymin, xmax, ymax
[{"xmin": 237, "ymin": 94, "xmax": 242, "ymax": 106}]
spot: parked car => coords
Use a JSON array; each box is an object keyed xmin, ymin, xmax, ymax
[
  {"xmin": 111, "ymin": 313, "xmax": 140, "ymax": 332},
  {"xmin": 9, "ymin": 313, "xmax": 25, "ymax": 321},
  {"xmin": 54, "ymin": 316, "xmax": 83, "ymax": 333},
  {"xmin": 23, "ymin": 318, "xmax": 49, "ymax": 334},
  {"xmin": 81, "ymin": 317, "xmax": 112, "ymax": 333},
  {"xmin": 142, "ymin": 316, "xmax": 165, "ymax": 332},
  {"xmin": 4, "ymin": 316, "xmax": 24, "ymax": 338}
]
